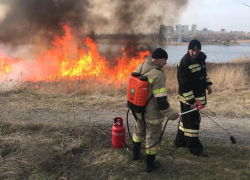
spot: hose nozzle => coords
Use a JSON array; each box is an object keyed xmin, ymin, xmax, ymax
[
  {"xmin": 196, "ymin": 99, "xmax": 205, "ymax": 110},
  {"xmin": 230, "ymin": 136, "xmax": 237, "ymax": 144}
]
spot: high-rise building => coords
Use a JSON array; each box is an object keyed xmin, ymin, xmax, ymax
[
  {"xmin": 165, "ymin": 26, "xmax": 174, "ymax": 35},
  {"xmin": 159, "ymin": 25, "xmax": 174, "ymax": 40},
  {"xmin": 191, "ymin": 24, "xmax": 197, "ymax": 35},
  {"xmin": 176, "ymin": 24, "xmax": 182, "ymax": 35},
  {"xmin": 176, "ymin": 24, "xmax": 189, "ymax": 35}
]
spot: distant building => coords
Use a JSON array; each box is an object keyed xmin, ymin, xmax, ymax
[
  {"xmin": 159, "ymin": 25, "xmax": 174, "ymax": 40},
  {"xmin": 175, "ymin": 24, "xmax": 181, "ymax": 35},
  {"xmin": 176, "ymin": 24, "xmax": 189, "ymax": 36},
  {"xmin": 165, "ymin": 26, "xmax": 175, "ymax": 35},
  {"xmin": 157, "ymin": 23, "xmax": 250, "ymax": 42},
  {"xmin": 191, "ymin": 24, "xmax": 197, "ymax": 35}
]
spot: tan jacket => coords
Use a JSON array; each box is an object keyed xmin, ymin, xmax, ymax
[{"xmin": 134, "ymin": 58, "xmax": 177, "ymax": 124}]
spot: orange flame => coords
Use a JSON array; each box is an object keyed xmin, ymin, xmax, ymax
[
  {"xmin": 0, "ymin": 25, "xmax": 150, "ymax": 87},
  {"xmin": 0, "ymin": 50, "xmax": 17, "ymax": 76}
]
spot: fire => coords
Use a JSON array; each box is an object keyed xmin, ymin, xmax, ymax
[
  {"xmin": 0, "ymin": 50, "xmax": 17, "ymax": 76},
  {"xmin": 59, "ymin": 36, "xmax": 110, "ymax": 78},
  {"xmin": 0, "ymin": 25, "xmax": 150, "ymax": 88}
]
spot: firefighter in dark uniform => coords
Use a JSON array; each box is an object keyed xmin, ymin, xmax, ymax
[
  {"xmin": 175, "ymin": 39, "xmax": 213, "ymax": 157},
  {"xmin": 132, "ymin": 48, "xmax": 180, "ymax": 172}
]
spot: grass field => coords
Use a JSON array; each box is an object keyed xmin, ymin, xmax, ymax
[
  {"xmin": 0, "ymin": 120, "xmax": 249, "ymax": 180},
  {"xmin": 0, "ymin": 59, "xmax": 250, "ymax": 179}
]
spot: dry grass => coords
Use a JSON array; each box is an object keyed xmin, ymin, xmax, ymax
[
  {"xmin": 0, "ymin": 120, "xmax": 112, "ymax": 179},
  {"xmin": 0, "ymin": 77, "xmax": 127, "ymax": 97},
  {"xmin": 0, "ymin": 119, "xmax": 249, "ymax": 180},
  {"xmin": 0, "ymin": 60, "xmax": 249, "ymax": 118},
  {"xmin": 230, "ymin": 56, "xmax": 250, "ymax": 63},
  {"xmin": 0, "ymin": 60, "xmax": 250, "ymax": 179},
  {"xmin": 1, "ymin": 60, "xmax": 249, "ymax": 97},
  {"xmin": 208, "ymin": 64, "xmax": 247, "ymax": 91},
  {"xmin": 164, "ymin": 66, "xmax": 178, "ymax": 95},
  {"xmin": 236, "ymin": 39, "xmax": 250, "ymax": 43},
  {"xmin": 165, "ymin": 60, "xmax": 250, "ymax": 93},
  {"xmin": 163, "ymin": 61, "xmax": 250, "ymax": 117}
]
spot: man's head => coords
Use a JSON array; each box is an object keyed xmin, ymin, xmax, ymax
[
  {"xmin": 188, "ymin": 39, "xmax": 201, "ymax": 58},
  {"xmin": 151, "ymin": 48, "xmax": 168, "ymax": 68}
]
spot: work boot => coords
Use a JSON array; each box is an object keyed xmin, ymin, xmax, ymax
[
  {"xmin": 197, "ymin": 151, "xmax": 208, "ymax": 157},
  {"xmin": 132, "ymin": 142, "xmax": 141, "ymax": 160},
  {"xmin": 145, "ymin": 154, "xmax": 161, "ymax": 173}
]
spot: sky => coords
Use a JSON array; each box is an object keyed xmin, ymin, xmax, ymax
[
  {"xmin": 178, "ymin": 0, "xmax": 250, "ymax": 32},
  {"xmin": 0, "ymin": 0, "xmax": 249, "ymax": 35}
]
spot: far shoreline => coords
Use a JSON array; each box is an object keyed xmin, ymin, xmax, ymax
[
  {"xmin": 156, "ymin": 39, "xmax": 250, "ymax": 46},
  {"xmin": 96, "ymin": 39, "xmax": 250, "ymax": 46}
]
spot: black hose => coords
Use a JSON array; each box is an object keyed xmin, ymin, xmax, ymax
[
  {"xmin": 174, "ymin": 116, "xmax": 182, "ymax": 150},
  {"xmin": 98, "ymin": 124, "xmax": 114, "ymax": 132}
]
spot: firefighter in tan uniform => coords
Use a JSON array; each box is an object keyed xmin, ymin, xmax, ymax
[
  {"xmin": 132, "ymin": 48, "xmax": 179, "ymax": 173},
  {"xmin": 174, "ymin": 39, "xmax": 213, "ymax": 157}
]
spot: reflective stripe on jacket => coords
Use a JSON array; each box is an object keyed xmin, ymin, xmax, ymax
[
  {"xmin": 177, "ymin": 52, "xmax": 213, "ymax": 105},
  {"xmin": 134, "ymin": 58, "xmax": 177, "ymax": 124}
]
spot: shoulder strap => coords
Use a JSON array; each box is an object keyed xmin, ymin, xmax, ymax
[
  {"xmin": 140, "ymin": 61, "xmax": 163, "ymax": 76},
  {"xmin": 134, "ymin": 64, "xmax": 163, "ymax": 127},
  {"xmin": 139, "ymin": 62, "xmax": 145, "ymax": 75},
  {"xmin": 141, "ymin": 67, "xmax": 162, "ymax": 76},
  {"xmin": 142, "ymin": 67, "xmax": 162, "ymax": 127},
  {"xmin": 141, "ymin": 67, "xmax": 163, "ymax": 104}
]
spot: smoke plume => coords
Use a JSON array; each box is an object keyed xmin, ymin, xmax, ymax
[{"xmin": 0, "ymin": 0, "xmax": 189, "ymax": 46}]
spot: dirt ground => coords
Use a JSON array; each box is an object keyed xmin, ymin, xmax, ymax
[{"xmin": 0, "ymin": 91, "xmax": 249, "ymax": 148}]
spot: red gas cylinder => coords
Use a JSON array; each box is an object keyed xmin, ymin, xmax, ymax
[{"xmin": 112, "ymin": 117, "xmax": 125, "ymax": 149}]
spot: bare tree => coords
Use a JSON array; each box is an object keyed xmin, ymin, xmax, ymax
[{"xmin": 243, "ymin": 3, "xmax": 250, "ymax": 7}]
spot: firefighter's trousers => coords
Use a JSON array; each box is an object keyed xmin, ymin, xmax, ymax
[
  {"xmin": 132, "ymin": 119, "xmax": 162, "ymax": 155},
  {"xmin": 175, "ymin": 102, "xmax": 203, "ymax": 155}
]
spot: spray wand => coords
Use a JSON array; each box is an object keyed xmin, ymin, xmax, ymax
[
  {"xmin": 200, "ymin": 111, "xmax": 237, "ymax": 144},
  {"xmin": 179, "ymin": 99, "xmax": 205, "ymax": 116},
  {"xmin": 178, "ymin": 99, "xmax": 236, "ymax": 144}
]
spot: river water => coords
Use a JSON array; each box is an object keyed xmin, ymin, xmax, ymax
[
  {"xmin": 98, "ymin": 43, "xmax": 250, "ymax": 64},
  {"xmin": 164, "ymin": 43, "xmax": 250, "ymax": 64}
]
